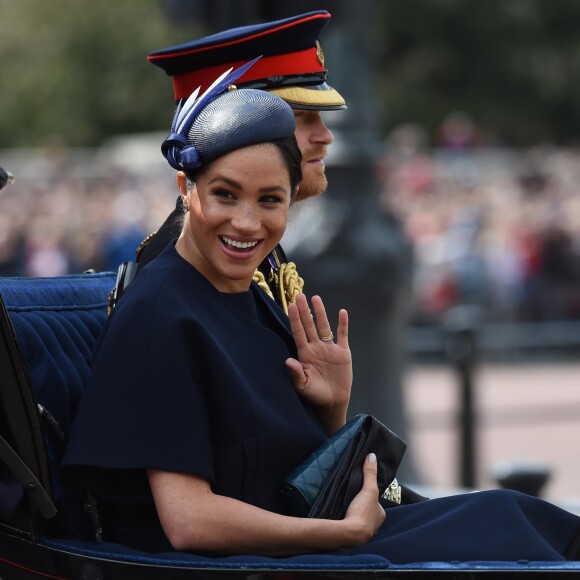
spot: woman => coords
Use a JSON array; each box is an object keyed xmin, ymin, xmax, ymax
[{"xmin": 64, "ymin": 64, "xmax": 580, "ymax": 562}]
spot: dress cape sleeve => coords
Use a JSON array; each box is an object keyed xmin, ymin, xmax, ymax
[{"xmin": 63, "ymin": 267, "xmax": 214, "ymax": 497}]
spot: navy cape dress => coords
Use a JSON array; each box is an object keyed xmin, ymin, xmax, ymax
[{"xmin": 63, "ymin": 243, "xmax": 580, "ymax": 561}]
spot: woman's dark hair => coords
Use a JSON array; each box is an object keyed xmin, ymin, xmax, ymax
[
  {"xmin": 272, "ymin": 135, "xmax": 302, "ymax": 197},
  {"xmin": 185, "ymin": 134, "xmax": 302, "ymax": 201}
]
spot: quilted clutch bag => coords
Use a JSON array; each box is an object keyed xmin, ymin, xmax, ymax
[{"xmin": 280, "ymin": 414, "xmax": 407, "ymax": 520}]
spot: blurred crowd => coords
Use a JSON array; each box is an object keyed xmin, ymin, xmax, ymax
[
  {"xmin": 3, "ymin": 127, "xmax": 580, "ymax": 327},
  {"xmin": 379, "ymin": 117, "xmax": 580, "ymax": 324},
  {"xmin": 0, "ymin": 145, "xmax": 175, "ymax": 278}
]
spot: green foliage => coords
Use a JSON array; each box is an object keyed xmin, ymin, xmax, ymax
[
  {"xmin": 3, "ymin": 0, "xmax": 580, "ymax": 147},
  {"xmin": 0, "ymin": 0, "xmax": 202, "ymax": 146},
  {"xmin": 378, "ymin": 0, "xmax": 580, "ymax": 145}
]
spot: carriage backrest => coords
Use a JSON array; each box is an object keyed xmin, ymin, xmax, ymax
[{"xmin": 0, "ymin": 272, "xmax": 115, "ymax": 528}]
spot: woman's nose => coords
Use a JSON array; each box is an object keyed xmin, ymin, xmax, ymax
[{"xmin": 231, "ymin": 205, "xmax": 260, "ymax": 232}]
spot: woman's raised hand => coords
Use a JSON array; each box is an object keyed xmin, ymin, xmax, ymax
[{"xmin": 286, "ymin": 293, "xmax": 352, "ymax": 434}]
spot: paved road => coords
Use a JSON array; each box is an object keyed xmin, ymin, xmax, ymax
[{"xmin": 403, "ymin": 361, "xmax": 580, "ymax": 506}]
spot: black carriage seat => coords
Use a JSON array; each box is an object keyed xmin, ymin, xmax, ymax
[{"xmin": 0, "ymin": 272, "xmax": 116, "ymax": 538}]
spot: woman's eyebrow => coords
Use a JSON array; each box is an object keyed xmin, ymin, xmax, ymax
[
  {"xmin": 258, "ymin": 185, "xmax": 288, "ymax": 194},
  {"xmin": 207, "ymin": 175, "xmax": 241, "ymax": 188},
  {"xmin": 208, "ymin": 176, "xmax": 288, "ymax": 194}
]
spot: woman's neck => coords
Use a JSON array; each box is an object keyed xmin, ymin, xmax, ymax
[{"xmin": 175, "ymin": 235, "xmax": 253, "ymax": 294}]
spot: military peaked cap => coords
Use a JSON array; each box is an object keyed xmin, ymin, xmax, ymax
[{"xmin": 148, "ymin": 10, "xmax": 346, "ymax": 111}]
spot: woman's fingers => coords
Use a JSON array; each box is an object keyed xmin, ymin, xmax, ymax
[
  {"xmin": 343, "ymin": 453, "xmax": 385, "ymax": 541},
  {"xmin": 336, "ymin": 308, "xmax": 349, "ymax": 348},
  {"xmin": 295, "ymin": 293, "xmax": 319, "ymax": 343},
  {"xmin": 288, "ymin": 295, "xmax": 324, "ymax": 346},
  {"xmin": 312, "ymin": 295, "xmax": 349, "ymax": 349},
  {"xmin": 287, "ymin": 302, "xmax": 308, "ymax": 349},
  {"xmin": 311, "ymin": 295, "xmax": 333, "ymax": 342},
  {"xmin": 285, "ymin": 358, "xmax": 306, "ymax": 390},
  {"xmin": 362, "ymin": 453, "xmax": 379, "ymax": 491},
  {"xmin": 290, "ymin": 294, "xmax": 349, "ymax": 347}
]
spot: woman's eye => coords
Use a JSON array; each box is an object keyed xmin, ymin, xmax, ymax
[
  {"xmin": 214, "ymin": 189, "xmax": 235, "ymax": 200},
  {"xmin": 260, "ymin": 195, "xmax": 283, "ymax": 204}
]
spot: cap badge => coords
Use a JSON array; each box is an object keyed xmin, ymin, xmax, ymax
[{"xmin": 315, "ymin": 41, "xmax": 325, "ymax": 67}]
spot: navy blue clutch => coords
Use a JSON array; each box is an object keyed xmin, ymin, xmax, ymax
[{"xmin": 280, "ymin": 414, "xmax": 407, "ymax": 520}]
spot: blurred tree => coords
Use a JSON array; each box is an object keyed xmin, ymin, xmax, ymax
[
  {"xmin": 379, "ymin": 0, "xmax": 580, "ymax": 146},
  {"xmin": 4, "ymin": 0, "xmax": 580, "ymax": 147},
  {"xmin": 0, "ymin": 0, "xmax": 200, "ymax": 146}
]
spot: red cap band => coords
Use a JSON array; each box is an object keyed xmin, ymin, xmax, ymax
[{"xmin": 172, "ymin": 47, "xmax": 325, "ymax": 101}]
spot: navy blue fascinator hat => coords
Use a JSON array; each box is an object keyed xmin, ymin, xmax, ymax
[{"xmin": 162, "ymin": 57, "xmax": 296, "ymax": 172}]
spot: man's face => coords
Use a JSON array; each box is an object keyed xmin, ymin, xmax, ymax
[{"xmin": 292, "ymin": 110, "xmax": 334, "ymax": 201}]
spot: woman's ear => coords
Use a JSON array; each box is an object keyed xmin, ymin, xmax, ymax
[
  {"xmin": 176, "ymin": 172, "xmax": 190, "ymax": 210},
  {"xmin": 177, "ymin": 171, "xmax": 188, "ymax": 195}
]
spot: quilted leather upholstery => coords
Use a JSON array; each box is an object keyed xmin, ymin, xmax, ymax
[{"xmin": 0, "ymin": 272, "xmax": 115, "ymax": 498}]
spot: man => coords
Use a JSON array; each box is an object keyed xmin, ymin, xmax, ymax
[{"xmin": 129, "ymin": 10, "xmax": 345, "ymax": 312}]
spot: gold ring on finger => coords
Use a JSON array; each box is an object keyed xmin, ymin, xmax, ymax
[{"xmin": 319, "ymin": 332, "xmax": 334, "ymax": 342}]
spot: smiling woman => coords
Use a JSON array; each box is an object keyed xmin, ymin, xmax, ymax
[
  {"xmin": 177, "ymin": 142, "xmax": 298, "ymax": 293},
  {"xmin": 62, "ymin": 61, "xmax": 368, "ymax": 554},
  {"xmin": 62, "ymin": 60, "xmax": 580, "ymax": 563}
]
